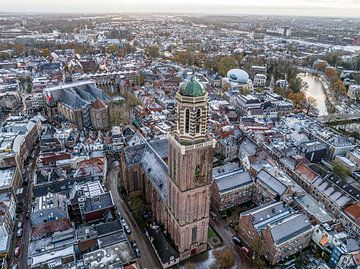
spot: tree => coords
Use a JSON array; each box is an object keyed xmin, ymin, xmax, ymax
[
  {"xmin": 333, "ymin": 162, "xmax": 352, "ymax": 178},
  {"xmin": 106, "ymin": 44, "xmax": 118, "ymax": 54},
  {"xmin": 145, "ymin": 45, "xmax": 160, "ymax": 58},
  {"xmin": 331, "ymin": 80, "xmax": 347, "ymax": 96},
  {"xmin": 129, "ymin": 195, "xmax": 145, "ymax": 220},
  {"xmin": 0, "ymin": 51, "xmax": 11, "ymax": 61},
  {"xmin": 288, "ymin": 92, "xmax": 306, "ymax": 110},
  {"xmin": 304, "ymin": 96, "xmax": 317, "ymax": 115},
  {"xmin": 315, "ymin": 61, "xmax": 327, "ymax": 71},
  {"xmin": 213, "ymin": 247, "xmax": 235, "ymax": 269},
  {"xmin": 218, "ymin": 56, "xmax": 238, "ymax": 76},
  {"xmin": 41, "ymin": 48, "xmax": 50, "ymax": 58},
  {"xmin": 252, "ymin": 238, "xmax": 266, "ymax": 269},
  {"xmin": 324, "ymin": 67, "xmax": 338, "ymax": 83}
]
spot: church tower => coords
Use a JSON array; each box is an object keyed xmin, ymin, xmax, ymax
[{"xmin": 167, "ymin": 76, "xmax": 216, "ymax": 260}]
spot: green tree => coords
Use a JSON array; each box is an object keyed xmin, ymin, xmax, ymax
[
  {"xmin": 218, "ymin": 56, "xmax": 238, "ymax": 76},
  {"xmin": 0, "ymin": 51, "xmax": 11, "ymax": 61},
  {"xmin": 333, "ymin": 162, "xmax": 352, "ymax": 177},
  {"xmin": 129, "ymin": 195, "xmax": 145, "ymax": 220},
  {"xmin": 213, "ymin": 247, "xmax": 235, "ymax": 269},
  {"xmin": 252, "ymin": 238, "xmax": 266, "ymax": 269},
  {"xmin": 145, "ymin": 45, "xmax": 160, "ymax": 58}
]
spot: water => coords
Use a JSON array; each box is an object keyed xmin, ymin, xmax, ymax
[
  {"xmin": 299, "ymin": 73, "xmax": 328, "ymax": 116},
  {"xmin": 179, "ymin": 248, "xmax": 237, "ymax": 269}
]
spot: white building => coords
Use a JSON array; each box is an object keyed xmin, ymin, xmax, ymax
[
  {"xmin": 347, "ymin": 85, "xmax": 360, "ymax": 101},
  {"xmin": 254, "ymin": 74, "xmax": 267, "ymax": 88}
]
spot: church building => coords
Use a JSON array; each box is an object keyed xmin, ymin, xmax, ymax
[{"xmin": 120, "ymin": 76, "xmax": 216, "ymax": 261}]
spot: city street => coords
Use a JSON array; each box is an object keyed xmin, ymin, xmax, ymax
[
  {"xmin": 210, "ymin": 213, "xmax": 255, "ymax": 269},
  {"xmin": 9, "ymin": 145, "xmax": 38, "ymax": 268},
  {"xmin": 106, "ymin": 162, "xmax": 161, "ymax": 269}
]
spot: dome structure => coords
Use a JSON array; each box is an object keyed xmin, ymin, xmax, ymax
[
  {"xmin": 227, "ymin": 69, "xmax": 249, "ymax": 84},
  {"xmin": 179, "ymin": 75, "xmax": 205, "ymax": 97}
]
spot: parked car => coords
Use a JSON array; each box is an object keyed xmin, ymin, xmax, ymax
[
  {"xmin": 11, "ymin": 264, "xmax": 18, "ymax": 269},
  {"xmin": 232, "ymin": 236, "xmax": 242, "ymax": 246},
  {"xmin": 17, "ymin": 221, "xmax": 23, "ymax": 229},
  {"xmin": 124, "ymin": 224, "xmax": 131, "ymax": 234},
  {"xmin": 134, "ymin": 248, "xmax": 141, "ymax": 258},
  {"xmin": 130, "ymin": 240, "xmax": 137, "ymax": 249},
  {"xmin": 16, "ymin": 228, "xmax": 23, "ymax": 238},
  {"xmin": 14, "ymin": 246, "xmax": 20, "ymax": 257}
]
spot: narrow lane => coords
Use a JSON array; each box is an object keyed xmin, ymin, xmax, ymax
[
  {"xmin": 210, "ymin": 214, "xmax": 255, "ymax": 269},
  {"xmin": 106, "ymin": 162, "xmax": 161, "ymax": 269}
]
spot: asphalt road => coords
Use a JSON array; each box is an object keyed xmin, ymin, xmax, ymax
[
  {"xmin": 10, "ymin": 145, "xmax": 38, "ymax": 268},
  {"xmin": 210, "ymin": 212, "xmax": 255, "ymax": 269},
  {"xmin": 106, "ymin": 162, "xmax": 161, "ymax": 269}
]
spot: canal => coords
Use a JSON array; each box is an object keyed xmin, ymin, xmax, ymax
[{"xmin": 299, "ymin": 73, "xmax": 328, "ymax": 116}]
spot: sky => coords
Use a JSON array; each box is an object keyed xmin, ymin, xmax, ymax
[{"xmin": 1, "ymin": 0, "xmax": 360, "ymax": 17}]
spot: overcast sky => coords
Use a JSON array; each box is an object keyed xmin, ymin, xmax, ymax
[{"xmin": 1, "ymin": 0, "xmax": 360, "ymax": 17}]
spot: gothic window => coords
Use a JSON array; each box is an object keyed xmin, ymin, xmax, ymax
[
  {"xmin": 185, "ymin": 109, "xmax": 190, "ymax": 133},
  {"xmin": 192, "ymin": 226, "xmax": 197, "ymax": 243},
  {"xmin": 195, "ymin": 108, "xmax": 201, "ymax": 133},
  {"xmin": 132, "ymin": 171, "xmax": 139, "ymax": 190},
  {"xmin": 173, "ymin": 149, "xmax": 176, "ymax": 181},
  {"xmin": 195, "ymin": 165, "xmax": 201, "ymax": 186}
]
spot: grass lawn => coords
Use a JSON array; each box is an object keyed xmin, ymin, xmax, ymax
[{"xmin": 208, "ymin": 226, "xmax": 217, "ymax": 239}]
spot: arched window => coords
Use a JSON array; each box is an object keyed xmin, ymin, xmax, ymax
[
  {"xmin": 196, "ymin": 109, "xmax": 201, "ymax": 133},
  {"xmin": 185, "ymin": 109, "xmax": 190, "ymax": 133},
  {"xmin": 192, "ymin": 226, "xmax": 197, "ymax": 243}
]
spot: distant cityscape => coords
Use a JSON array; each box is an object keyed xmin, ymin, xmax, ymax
[{"xmin": 0, "ymin": 12, "xmax": 359, "ymax": 269}]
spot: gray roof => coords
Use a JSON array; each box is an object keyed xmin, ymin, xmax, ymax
[
  {"xmin": 240, "ymin": 137, "xmax": 258, "ymax": 155},
  {"xmin": 30, "ymin": 207, "xmax": 68, "ymax": 226},
  {"xmin": 269, "ymin": 213, "xmax": 313, "ymax": 245},
  {"xmin": 241, "ymin": 201, "xmax": 292, "ymax": 231},
  {"xmin": 84, "ymin": 192, "xmax": 114, "ymax": 213},
  {"xmin": 45, "ymin": 81, "xmax": 110, "ymax": 110},
  {"xmin": 124, "ymin": 138, "xmax": 169, "ymax": 201},
  {"xmin": 256, "ymin": 170, "xmax": 287, "ymax": 196},
  {"xmin": 313, "ymin": 177, "xmax": 354, "ymax": 207},
  {"xmin": 213, "ymin": 164, "xmax": 252, "ymax": 193}
]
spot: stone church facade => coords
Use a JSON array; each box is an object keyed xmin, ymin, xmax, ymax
[{"xmin": 120, "ymin": 76, "xmax": 215, "ymax": 261}]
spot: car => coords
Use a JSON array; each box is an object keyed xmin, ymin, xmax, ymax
[
  {"xmin": 130, "ymin": 240, "xmax": 137, "ymax": 249},
  {"xmin": 17, "ymin": 221, "xmax": 23, "ymax": 229},
  {"xmin": 134, "ymin": 248, "xmax": 141, "ymax": 258},
  {"xmin": 14, "ymin": 246, "xmax": 20, "ymax": 257},
  {"xmin": 121, "ymin": 219, "xmax": 126, "ymax": 226},
  {"xmin": 124, "ymin": 224, "xmax": 131, "ymax": 234},
  {"xmin": 232, "ymin": 236, "xmax": 242, "ymax": 246},
  {"xmin": 16, "ymin": 228, "xmax": 23, "ymax": 238},
  {"xmin": 11, "ymin": 264, "xmax": 18, "ymax": 269}
]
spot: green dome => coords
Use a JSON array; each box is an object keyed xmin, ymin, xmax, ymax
[{"xmin": 179, "ymin": 76, "xmax": 205, "ymax": 97}]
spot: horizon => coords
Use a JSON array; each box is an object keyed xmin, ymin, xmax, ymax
[{"xmin": 1, "ymin": 0, "xmax": 360, "ymax": 18}]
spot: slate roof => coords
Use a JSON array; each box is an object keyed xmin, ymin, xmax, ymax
[
  {"xmin": 84, "ymin": 192, "xmax": 114, "ymax": 213},
  {"xmin": 240, "ymin": 201, "xmax": 292, "ymax": 231},
  {"xmin": 269, "ymin": 213, "xmax": 313, "ymax": 245},
  {"xmin": 30, "ymin": 207, "xmax": 68, "ymax": 226},
  {"xmin": 146, "ymin": 226, "xmax": 179, "ymax": 264},
  {"xmin": 256, "ymin": 170, "xmax": 287, "ymax": 196},
  {"xmin": 240, "ymin": 137, "xmax": 258, "ymax": 156},
  {"xmin": 213, "ymin": 164, "xmax": 252, "ymax": 193},
  {"xmin": 124, "ymin": 138, "xmax": 169, "ymax": 201},
  {"xmin": 313, "ymin": 177, "xmax": 352, "ymax": 207}
]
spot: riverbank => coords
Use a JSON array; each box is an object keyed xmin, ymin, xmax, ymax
[{"xmin": 299, "ymin": 73, "xmax": 328, "ymax": 116}]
